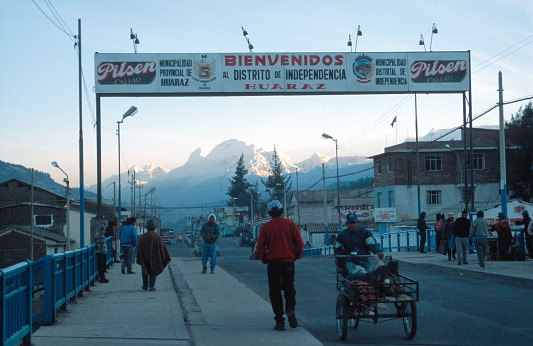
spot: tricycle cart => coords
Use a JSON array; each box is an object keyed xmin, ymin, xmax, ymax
[{"xmin": 335, "ymin": 254, "xmax": 419, "ymax": 341}]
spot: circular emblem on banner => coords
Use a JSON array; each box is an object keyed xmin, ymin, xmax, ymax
[{"xmin": 353, "ymin": 55, "xmax": 375, "ymax": 83}]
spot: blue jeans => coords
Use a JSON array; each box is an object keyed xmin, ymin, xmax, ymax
[
  {"xmin": 202, "ymin": 242, "xmax": 217, "ymax": 270},
  {"xmin": 121, "ymin": 246, "xmax": 134, "ymax": 272}
]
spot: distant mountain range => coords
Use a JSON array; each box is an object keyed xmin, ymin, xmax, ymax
[
  {"xmin": 92, "ymin": 139, "xmax": 373, "ymax": 209},
  {"xmin": 1, "ymin": 138, "xmax": 374, "ymax": 213}
]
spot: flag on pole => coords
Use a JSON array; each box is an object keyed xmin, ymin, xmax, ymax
[{"xmin": 390, "ymin": 116, "xmax": 397, "ymax": 127}]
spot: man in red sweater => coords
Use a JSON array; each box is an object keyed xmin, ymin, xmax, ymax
[{"xmin": 257, "ymin": 200, "xmax": 304, "ymax": 331}]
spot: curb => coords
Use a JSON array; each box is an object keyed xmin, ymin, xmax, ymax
[{"xmin": 397, "ymin": 260, "xmax": 533, "ymax": 290}]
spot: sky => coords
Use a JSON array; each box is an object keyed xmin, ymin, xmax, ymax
[{"xmin": 1, "ymin": 0, "xmax": 532, "ymax": 188}]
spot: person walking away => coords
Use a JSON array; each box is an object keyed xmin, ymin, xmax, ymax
[
  {"xmin": 257, "ymin": 200, "xmax": 304, "ymax": 331},
  {"xmin": 417, "ymin": 212, "xmax": 428, "ymax": 253},
  {"xmin": 334, "ymin": 213, "xmax": 383, "ymax": 274},
  {"xmin": 470, "ymin": 211, "xmax": 489, "ymax": 270},
  {"xmin": 492, "ymin": 212, "xmax": 512, "ymax": 260},
  {"xmin": 120, "ymin": 217, "xmax": 138, "ymax": 274},
  {"xmin": 95, "ymin": 224, "xmax": 109, "ymax": 283},
  {"xmin": 112, "ymin": 216, "xmax": 122, "ymax": 262},
  {"xmin": 137, "ymin": 219, "xmax": 171, "ymax": 291},
  {"xmin": 516, "ymin": 210, "xmax": 532, "ymax": 259},
  {"xmin": 200, "ymin": 214, "xmax": 220, "ymax": 273},
  {"xmin": 105, "ymin": 216, "xmax": 119, "ymax": 262},
  {"xmin": 441, "ymin": 213, "xmax": 456, "ymax": 260},
  {"xmin": 453, "ymin": 210, "xmax": 471, "ymax": 265}
]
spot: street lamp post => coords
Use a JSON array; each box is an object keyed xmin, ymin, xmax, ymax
[
  {"xmin": 322, "ymin": 133, "xmax": 342, "ymax": 234},
  {"xmin": 51, "ymin": 161, "xmax": 70, "ymax": 250},
  {"xmin": 143, "ymin": 187, "xmax": 156, "ymax": 233},
  {"xmin": 232, "ymin": 197, "xmax": 237, "ymax": 237},
  {"xmin": 117, "ymin": 106, "xmax": 137, "ymax": 224},
  {"xmin": 445, "ymin": 144, "xmax": 464, "ymax": 212}
]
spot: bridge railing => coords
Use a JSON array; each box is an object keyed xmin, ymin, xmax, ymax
[{"xmin": 1, "ymin": 236, "xmax": 114, "ymax": 346}]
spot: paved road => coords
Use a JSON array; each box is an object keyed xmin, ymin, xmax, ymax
[{"xmin": 171, "ymin": 237, "xmax": 532, "ymax": 346}]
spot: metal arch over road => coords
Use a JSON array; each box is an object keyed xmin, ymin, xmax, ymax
[{"xmin": 93, "ymin": 51, "xmax": 472, "ymax": 217}]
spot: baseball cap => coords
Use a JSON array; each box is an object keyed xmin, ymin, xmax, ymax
[
  {"xmin": 346, "ymin": 213, "xmax": 358, "ymax": 223},
  {"xmin": 268, "ymin": 200, "xmax": 283, "ymax": 212},
  {"xmin": 522, "ymin": 210, "xmax": 529, "ymax": 215}
]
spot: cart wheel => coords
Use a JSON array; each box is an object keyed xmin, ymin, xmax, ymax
[
  {"xmin": 336, "ymin": 295, "xmax": 349, "ymax": 341},
  {"xmin": 402, "ymin": 301, "xmax": 417, "ymax": 339}
]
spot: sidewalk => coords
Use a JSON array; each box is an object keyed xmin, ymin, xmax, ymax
[
  {"xmin": 391, "ymin": 250, "xmax": 533, "ymax": 289},
  {"xmin": 32, "ymin": 258, "xmax": 322, "ymax": 346}
]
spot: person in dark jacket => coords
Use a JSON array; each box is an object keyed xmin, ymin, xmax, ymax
[
  {"xmin": 453, "ymin": 210, "xmax": 471, "ymax": 265},
  {"xmin": 441, "ymin": 213, "xmax": 456, "ymax": 261},
  {"xmin": 516, "ymin": 210, "xmax": 532, "ymax": 259},
  {"xmin": 94, "ymin": 224, "xmax": 109, "ymax": 283},
  {"xmin": 492, "ymin": 212, "xmax": 512, "ymax": 260},
  {"xmin": 417, "ymin": 212, "xmax": 429, "ymax": 253},
  {"xmin": 200, "ymin": 214, "xmax": 220, "ymax": 273},
  {"xmin": 257, "ymin": 200, "xmax": 304, "ymax": 331},
  {"xmin": 334, "ymin": 213, "xmax": 382, "ymax": 273},
  {"xmin": 137, "ymin": 219, "xmax": 171, "ymax": 291}
]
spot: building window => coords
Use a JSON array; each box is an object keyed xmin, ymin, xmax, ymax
[
  {"xmin": 388, "ymin": 190, "xmax": 394, "ymax": 207},
  {"xmin": 387, "ymin": 159, "xmax": 393, "ymax": 173},
  {"xmin": 376, "ymin": 160, "xmax": 382, "ymax": 174},
  {"xmin": 425, "ymin": 155, "xmax": 442, "ymax": 171},
  {"xmin": 34, "ymin": 215, "xmax": 54, "ymax": 228},
  {"xmin": 377, "ymin": 192, "xmax": 382, "ymax": 208},
  {"xmin": 426, "ymin": 190, "xmax": 442, "ymax": 205},
  {"xmin": 466, "ymin": 153, "xmax": 485, "ymax": 170}
]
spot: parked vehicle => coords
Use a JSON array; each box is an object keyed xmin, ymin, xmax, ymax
[{"xmin": 159, "ymin": 228, "xmax": 172, "ymax": 245}]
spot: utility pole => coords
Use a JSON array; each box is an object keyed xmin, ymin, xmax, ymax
[
  {"xmin": 498, "ymin": 71, "xmax": 508, "ymax": 218},
  {"xmin": 138, "ymin": 184, "xmax": 143, "ymax": 231},
  {"xmin": 322, "ymin": 163, "xmax": 329, "ymax": 246},
  {"xmin": 296, "ymin": 168, "xmax": 301, "ymax": 226}
]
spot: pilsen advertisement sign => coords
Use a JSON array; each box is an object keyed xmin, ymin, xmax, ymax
[{"xmin": 94, "ymin": 51, "xmax": 470, "ymax": 95}]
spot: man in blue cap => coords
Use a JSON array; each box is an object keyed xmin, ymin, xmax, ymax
[{"xmin": 334, "ymin": 213, "xmax": 383, "ymax": 274}]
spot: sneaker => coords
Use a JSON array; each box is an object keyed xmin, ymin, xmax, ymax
[
  {"xmin": 211, "ymin": 269, "xmax": 215, "ymax": 274},
  {"xmin": 201, "ymin": 268, "xmax": 207, "ymax": 274},
  {"xmin": 142, "ymin": 286, "xmax": 148, "ymax": 291},
  {"xmin": 150, "ymin": 287, "xmax": 156, "ymax": 291},
  {"xmin": 286, "ymin": 309, "xmax": 297, "ymax": 328},
  {"xmin": 100, "ymin": 279, "xmax": 109, "ymax": 283},
  {"xmin": 274, "ymin": 323, "xmax": 285, "ymax": 331},
  {"xmin": 121, "ymin": 269, "xmax": 126, "ymax": 274}
]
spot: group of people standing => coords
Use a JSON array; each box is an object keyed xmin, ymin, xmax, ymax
[
  {"xmin": 94, "ymin": 216, "xmax": 171, "ymax": 291},
  {"xmin": 420, "ymin": 209, "xmax": 533, "ymax": 269}
]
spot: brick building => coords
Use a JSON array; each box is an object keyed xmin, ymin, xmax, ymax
[
  {"xmin": 0, "ymin": 179, "xmax": 67, "ymax": 234},
  {"xmin": 371, "ymin": 128, "xmax": 502, "ymax": 229},
  {"xmin": 0, "ymin": 225, "xmax": 67, "ymax": 268}
]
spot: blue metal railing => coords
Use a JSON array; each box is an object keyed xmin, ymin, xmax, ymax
[{"xmin": 1, "ymin": 236, "xmax": 114, "ymax": 346}]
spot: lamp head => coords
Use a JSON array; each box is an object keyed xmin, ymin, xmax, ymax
[
  {"xmin": 248, "ymin": 43, "xmax": 254, "ymax": 50},
  {"xmin": 322, "ymin": 133, "xmax": 333, "ymax": 140},
  {"xmin": 444, "ymin": 144, "xmax": 450, "ymax": 148},
  {"xmin": 419, "ymin": 34, "xmax": 425, "ymax": 46},
  {"xmin": 130, "ymin": 28, "xmax": 135, "ymax": 40},
  {"xmin": 123, "ymin": 106, "xmax": 138, "ymax": 119},
  {"xmin": 357, "ymin": 25, "xmax": 362, "ymax": 36},
  {"xmin": 347, "ymin": 34, "xmax": 352, "ymax": 47},
  {"xmin": 134, "ymin": 36, "xmax": 140, "ymax": 45},
  {"xmin": 51, "ymin": 161, "xmax": 59, "ymax": 168},
  {"xmin": 432, "ymin": 23, "xmax": 438, "ymax": 34}
]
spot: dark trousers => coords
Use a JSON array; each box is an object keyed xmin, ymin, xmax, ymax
[
  {"xmin": 96, "ymin": 252, "xmax": 106, "ymax": 280},
  {"xmin": 267, "ymin": 261, "xmax": 296, "ymax": 323},
  {"xmin": 419, "ymin": 230, "xmax": 427, "ymax": 252},
  {"xmin": 435, "ymin": 231, "xmax": 441, "ymax": 252},
  {"xmin": 525, "ymin": 233, "xmax": 533, "ymax": 259},
  {"xmin": 142, "ymin": 271, "xmax": 157, "ymax": 288}
]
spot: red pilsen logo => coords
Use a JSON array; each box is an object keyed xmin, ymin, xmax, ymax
[
  {"xmin": 410, "ymin": 60, "xmax": 467, "ymax": 83},
  {"xmin": 97, "ymin": 62, "xmax": 157, "ymax": 84}
]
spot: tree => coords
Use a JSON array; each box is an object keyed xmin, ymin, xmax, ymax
[
  {"xmin": 227, "ymin": 154, "xmax": 251, "ymax": 207},
  {"xmin": 506, "ymin": 102, "xmax": 533, "ymax": 202},
  {"xmin": 262, "ymin": 146, "xmax": 292, "ymax": 206}
]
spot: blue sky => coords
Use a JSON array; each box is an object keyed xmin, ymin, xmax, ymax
[{"xmin": 1, "ymin": 0, "xmax": 532, "ymax": 187}]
